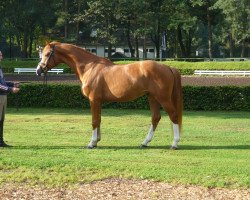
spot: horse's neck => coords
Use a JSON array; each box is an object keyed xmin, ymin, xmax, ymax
[{"xmin": 58, "ymin": 45, "xmax": 112, "ymax": 73}]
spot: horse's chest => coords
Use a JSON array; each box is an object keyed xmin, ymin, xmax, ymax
[{"xmin": 81, "ymin": 83, "xmax": 90, "ymax": 98}]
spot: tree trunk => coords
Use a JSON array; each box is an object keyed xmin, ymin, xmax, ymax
[
  {"xmin": 135, "ymin": 37, "xmax": 139, "ymax": 60},
  {"xmin": 126, "ymin": 24, "xmax": 134, "ymax": 58},
  {"xmin": 177, "ymin": 26, "xmax": 187, "ymax": 57},
  {"xmin": 151, "ymin": 20, "xmax": 160, "ymax": 59},
  {"xmin": 23, "ymin": 33, "xmax": 28, "ymax": 58},
  {"xmin": 143, "ymin": 20, "xmax": 147, "ymax": 59},
  {"xmin": 29, "ymin": 33, "xmax": 33, "ymax": 58},
  {"xmin": 207, "ymin": 8, "xmax": 213, "ymax": 58},
  {"xmin": 186, "ymin": 30, "xmax": 192, "ymax": 57},
  {"xmin": 9, "ymin": 35, "xmax": 12, "ymax": 59},
  {"xmin": 156, "ymin": 37, "xmax": 160, "ymax": 59},
  {"xmin": 151, "ymin": 34, "xmax": 160, "ymax": 59},
  {"xmin": 175, "ymin": 29, "xmax": 178, "ymax": 58},
  {"xmin": 154, "ymin": 36, "xmax": 160, "ymax": 59},
  {"xmin": 64, "ymin": 0, "xmax": 68, "ymax": 40},
  {"xmin": 16, "ymin": 34, "xmax": 21, "ymax": 51},
  {"xmin": 143, "ymin": 36, "xmax": 147, "ymax": 59},
  {"xmin": 240, "ymin": 39, "xmax": 246, "ymax": 58},
  {"xmin": 108, "ymin": 43, "xmax": 112, "ymax": 59},
  {"xmin": 229, "ymin": 30, "xmax": 234, "ymax": 58},
  {"xmin": 76, "ymin": 0, "xmax": 80, "ymax": 42}
]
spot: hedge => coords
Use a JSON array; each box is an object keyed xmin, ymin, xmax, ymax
[{"xmin": 7, "ymin": 83, "xmax": 249, "ymax": 111}]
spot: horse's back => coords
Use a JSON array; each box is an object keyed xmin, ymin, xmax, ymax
[{"xmin": 110, "ymin": 60, "xmax": 173, "ymax": 78}]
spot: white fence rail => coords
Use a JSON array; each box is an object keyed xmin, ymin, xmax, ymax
[
  {"xmin": 14, "ymin": 68, "xmax": 64, "ymax": 74},
  {"xmin": 194, "ymin": 70, "xmax": 250, "ymax": 76}
]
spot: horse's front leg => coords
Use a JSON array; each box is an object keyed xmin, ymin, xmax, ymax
[{"xmin": 88, "ymin": 100, "xmax": 102, "ymax": 149}]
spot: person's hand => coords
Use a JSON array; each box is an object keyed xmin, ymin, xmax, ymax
[
  {"xmin": 12, "ymin": 87, "xmax": 20, "ymax": 93},
  {"xmin": 14, "ymin": 82, "xmax": 20, "ymax": 88}
]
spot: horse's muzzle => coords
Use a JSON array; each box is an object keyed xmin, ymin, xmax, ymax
[{"xmin": 36, "ymin": 66, "xmax": 42, "ymax": 76}]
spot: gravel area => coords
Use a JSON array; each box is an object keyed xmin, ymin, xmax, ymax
[
  {"xmin": 5, "ymin": 74, "xmax": 250, "ymax": 86},
  {"xmin": 1, "ymin": 179, "xmax": 249, "ymax": 200}
]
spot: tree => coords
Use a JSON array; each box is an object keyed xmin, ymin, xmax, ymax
[
  {"xmin": 84, "ymin": 0, "xmax": 120, "ymax": 58},
  {"xmin": 214, "ymin": 0, "xmax": 250, "ymax": 57},
  {"xmin": 2, "ymin": 0, "xmax": 57, "ymax": 58},
  {"xmin": 116, "ymin": 0, "xmax": 152, "ymax": 58},
  {"xmin": 167, "ymin": 0, "xmax": 197, "ymax": 57},
  {"xmin": 191, "ymin": 0, "xmax": 221, "ymax": 58},
  {"xmin": 0, "ymin": 0, "xmax": 248, "ymax": 59}
]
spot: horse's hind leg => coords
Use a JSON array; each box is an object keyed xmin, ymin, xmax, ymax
[
  {"xmin": 88, "ymin": 100, "xmax": 102, "ymax": 149},
  {"xmin": 141, "ymin": 96, "xmax": 161, "ymax": 147},
  {"xmin": 160, "ymin": 100, "xmax": 180, "ymax": 149}
]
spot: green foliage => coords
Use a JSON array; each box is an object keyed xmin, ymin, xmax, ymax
[
  {"xmin": 0, "ymin": 0, "xmax": 249, "ymax": 58},
  {"xmin": 10, "ymin": 84, "xmax": 88, "ymax": 108},
  {"xmin": 85, "ymin": 0, "xmax": 120, "ymax": 46},
  {"xmin": 8, "ymin": 83, "xmax": 250, "ymax": 111},
  {"xmin": 2, "ymin": 0, "xmax": 57, "ymax": 57},
  {"xmin": 1, "ymin": 60, "xmax": 39, "ymax": 73},
  {"xmin": 183, "ymin": 86, "xmax": 249, "ymax": 111},
  {"xmin": 214, "ymin": 0, "xmax": 250, "ymax": 43}
]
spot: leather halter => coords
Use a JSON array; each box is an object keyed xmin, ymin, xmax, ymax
[{"xmin": 39, "ymin": 45, "xmax": 55, "ymax": 72}]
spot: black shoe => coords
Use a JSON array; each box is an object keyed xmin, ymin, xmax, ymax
[{"xmin": 0, "ymin": 141, "xmax": 12, "ymax": 147}]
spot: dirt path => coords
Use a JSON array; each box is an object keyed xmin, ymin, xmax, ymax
[
  {"xmin": 1, "ymin": 179, "xmax": 249, "ymax": 200},
  {"xmin": 182, "ymin": 76, "xmax": 250, "ymax": 86}
]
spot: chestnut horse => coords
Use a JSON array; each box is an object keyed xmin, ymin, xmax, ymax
[{"xmin": 36, "ymin": 42, "xmax": 183, "ymax": 149}]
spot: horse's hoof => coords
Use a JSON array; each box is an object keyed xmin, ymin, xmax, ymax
[
  {"xmin": 87, "ymin": 145, "xmax": 96, "ymax": 149},
  {"xmin": 140, "ymin": 144, "xmax": 148, "ymax": 148},
  {"xmin": 170, "ymin": 146, "xmax": 178, "ymax": 150}
]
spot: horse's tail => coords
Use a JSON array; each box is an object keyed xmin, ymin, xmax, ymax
[{"xmin": 171, "ymin": 67, "xmax": 183, "ymax": 131}]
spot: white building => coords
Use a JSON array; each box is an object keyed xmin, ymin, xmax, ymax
[{"xmin": 82, "ymin": 45, "xmax": 156, "ymax": 59}]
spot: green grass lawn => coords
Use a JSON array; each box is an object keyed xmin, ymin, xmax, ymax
[
  {"xmin": 0, "ymin": 108, "xmax": 249, "ymax": 188},
  {"xmin": 116, "ymin": 60, "xmax": 250, "ymax": 70}
]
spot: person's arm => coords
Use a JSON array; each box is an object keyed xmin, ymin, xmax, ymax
[
  {"xmin": 6, "ymin": 81, "xmax": 20, "ymax": 88},
  {"xmin": 0, "ymin": 83, "xmax": 13, "ymax": 93},
  {"xmin": 0, "ymin": 82, "xmax": 19, "ymax": 93},
  {"xmin": 5, "ymin": 82, "xmax": 14, "ymax": 87}
]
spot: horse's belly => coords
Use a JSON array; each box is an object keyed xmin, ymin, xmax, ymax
[{"xmin": 104, "ymin": 86, "xmax": 146, "ymax": 102}]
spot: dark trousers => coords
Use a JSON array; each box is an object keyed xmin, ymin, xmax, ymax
[
  {"xmin": 0, "ymin": 95, "xmax": 6, "ymax": 145},
  {"xmin": 0, "ymin": 119, "xmax": 3, "ymax": 144}
]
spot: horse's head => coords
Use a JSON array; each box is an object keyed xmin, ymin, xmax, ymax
[{"xmin": 36, "ymin": 43, "xmax": 56, "ymax": 76}]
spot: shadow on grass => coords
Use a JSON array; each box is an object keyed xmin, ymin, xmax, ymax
[
  {"xmin": 9, "ymin": 144, "xmax": 250, "ymax": 150},
  {"xmin": 95, "ymin": 145, "xmax": 250, "ymax": 150},
  {"xmin": 179, "ymin": 145, "xmax": 250, "ymax": 150}
]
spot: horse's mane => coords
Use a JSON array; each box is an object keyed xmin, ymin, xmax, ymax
[{"xmin": 50, "ymin": 42, "xmax": 113, "ymax": 65}]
